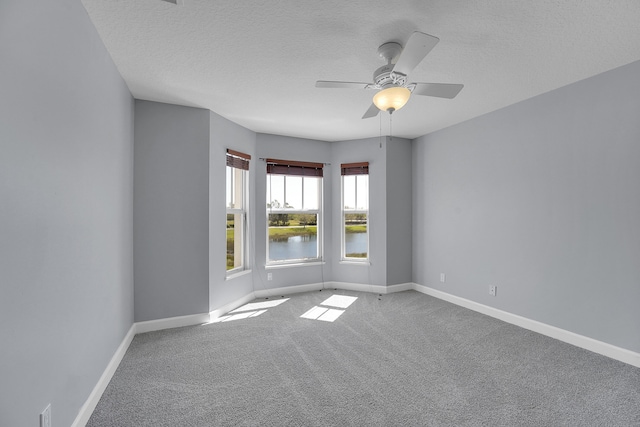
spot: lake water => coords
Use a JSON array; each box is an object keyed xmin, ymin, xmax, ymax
[
  {"xmin": 268, "ymin": 233, "xmax": 367, "ymax": 261},
  {"xmin": 345, "ymin": 232, "xmax": 368, "ymax": 256}
]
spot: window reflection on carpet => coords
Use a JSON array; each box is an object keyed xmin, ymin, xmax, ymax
[
  {"xmin": 210, "ymin": 298, "xmax": 289, "ymax": 323},
  {"xmin": 300, "ymin": 295, "xmax": 357, "ymax": 322}
]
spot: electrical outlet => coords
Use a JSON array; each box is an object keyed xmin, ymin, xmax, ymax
[
  {"xmin": 267, "ymin": 273, "xmax": 272, "ymax": 281},
  {"xmin": 40, "ymin": 404, "xmax": 51, "ymax": 427},
  {"xmin": 489, "ymin": 285, "xmax": 497, "ymax": 296},
  {"xmin": 440, "ymin": 273, "xmax": 446, "ymax": 283}
]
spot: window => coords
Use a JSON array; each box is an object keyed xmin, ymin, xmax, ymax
[
  {"xmin": 341, "ymin": 162, "xmax": 369, "ymax": 261},
  {"xmin": 226, "ymin": 149, "xmax": 250, "ymax": 274},
  {"xmin": 266, "ymin": 158, "xmax": 323, "ymax": 264}
]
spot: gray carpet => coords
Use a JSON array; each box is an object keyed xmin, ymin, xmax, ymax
[{"xmin": 87, "ymin": 290, "xmax": 640, "ymax": 426}]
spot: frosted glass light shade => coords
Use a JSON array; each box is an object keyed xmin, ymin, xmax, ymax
[{"xmin": 373, "ymin": 86, "xmax": 411, "ymax": 112}]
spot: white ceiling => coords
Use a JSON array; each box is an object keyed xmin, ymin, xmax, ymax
[{"xmin": 81, "ymin": 0, "xmax": 640, "ymax": 142}]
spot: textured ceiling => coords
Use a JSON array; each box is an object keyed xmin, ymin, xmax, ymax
[{"xmin": 81, "ymin": 0, "xmax": 640, "ymax": 141}]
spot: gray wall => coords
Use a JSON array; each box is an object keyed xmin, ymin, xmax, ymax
[
  {"xmin": 412, "ymin": 60, "xmax": 640, "ymax": 353},
  {"xmin": 330, "ymin": 137, "xmax": 388, "ymax": 286},
  {"xmin": 386, "ymin": 137, "xmax": 413, "ymax": 285},
  {"xmin": 134, "ymin": 101, "xmax": 210, "ymax": 321},
  {"xmin": 209, "ymin": 112, "xmax": 257, "ymax": 309},
  {"xmin": 0, "ymin": 0, "xmax": 135, "ymax": 426}
]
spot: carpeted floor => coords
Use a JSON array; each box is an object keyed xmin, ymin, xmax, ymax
[{"xmin": 87, "ymin": 290, "xmax": 640, "ymax": 426}]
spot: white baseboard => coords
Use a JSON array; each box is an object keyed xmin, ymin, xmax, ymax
[
  {"xmin": 412, "ymin": 283, "xmax": 640, "ymax": 369},
  {"xmin": 135, "ymin": 313, "xmax": 211, "ymax": 334},
  {"xmin": 251, "ymin": 281, "xmax": 414, "ymax": 299},
  {"xmin": 327, "ymin": 281, "xmax": 413, "ymax": 294},
  {"xmin": 326, "ymin": 281, "xmax": 384, "ymax": 294},
  {"xmin": 386, "ymin": 282, "xmax": 415, "ymax": 293},
  {"xmin": 253, "ymin": 282, "xmax": 324, "ymax": 299},
  {"xmin": 71, "ymin": 324, "xmax": 136, "ymax": 427}
]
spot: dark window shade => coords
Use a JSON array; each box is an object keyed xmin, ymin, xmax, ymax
[
  {"xmin": 266, "ymin": 158, "xmax": 324, "ymax": 177},
  {"xmin": 226, "ymin": 149, "xmax": 251, "ymax": 170},
  {"xmin": 341, "ymin": 162, "xmax": 369, "ymax": 176}
]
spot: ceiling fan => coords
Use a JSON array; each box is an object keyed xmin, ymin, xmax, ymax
[{"xmin": 316, "ymin": 31, "xmax": 463, "ymax": 119}]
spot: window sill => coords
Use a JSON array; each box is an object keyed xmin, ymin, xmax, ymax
[
  {"xmin": 226, "ymin": 269, "xmax": 252, "ymax": 280},
  {"xmin": 265, "ymin": 261, "xmax": 326, "ymax": 270},
  {"xmin": 339, "ymin": 260, "xmax": 370, "ymax": 266}
]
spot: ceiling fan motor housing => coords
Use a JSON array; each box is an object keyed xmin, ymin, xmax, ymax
[{"xmin": 373, "ymin": 64, "xmax": 406, "ymax": 89}]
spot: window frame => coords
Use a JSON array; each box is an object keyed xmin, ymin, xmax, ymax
[
  {"xmin": 266, "ymin": 159, "xmax": 324, "ymax": 266},
  {"xmin": 226, "ymin": 149, "xmax": 250, "ymax": 276},
  {"xmin": 341, "ymin": 162, "xmax": 369, "ymax": 262}
]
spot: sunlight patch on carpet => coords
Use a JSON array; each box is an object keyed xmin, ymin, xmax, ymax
[
  {"xmin": 301, "ymin": 306, "xmax": 345, "ymax": 322},
  {"xmin": 301, "ymin": 294, "xmax": 357, "ymax": 322},
  {"xmin": 231, "ymin": 298, "xmax": 290, "ymax": 313},
  {"xmin": 320, "ymin": 295, "xmax": 357, "ymax": 309},
  {"xmin": 208, "ymin": 298, "xmax": 290, "ymax": 324},
  {"xmin": 210, "ymin": 309, "xmax": 267, "ymax": 323}
]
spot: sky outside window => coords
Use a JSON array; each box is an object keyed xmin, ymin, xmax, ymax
[{"xmin": 343, "ymin": 175, "xmax": 368, "ymax": 210}]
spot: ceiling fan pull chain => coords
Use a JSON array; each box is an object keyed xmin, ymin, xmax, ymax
[{"xmin": 379, "ymin": 113, "xmax": 383, "ymax": 148}]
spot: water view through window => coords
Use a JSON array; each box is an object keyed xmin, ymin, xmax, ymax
[
  {"xmin": 268, "ymin": 230, "xmax": 367, "ymax": 261},
  {"xmin": 344, "ymin": 218, "xmax": 367, "ymax": 258},
  {"xmin": 267, "ymin": 213, "xmax": 318, "ymax": 261},
  {"xmin": 342, "ymin": 170, "xmax": 369, "ymax": 260}
]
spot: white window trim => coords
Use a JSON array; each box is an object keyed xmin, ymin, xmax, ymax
[{"xmin": 265, "ymin": 261, "xmax": 326, "ymax": 269}]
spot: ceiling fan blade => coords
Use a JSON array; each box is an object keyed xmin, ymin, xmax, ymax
[
  {"xmin": 411, "ymin": 83, "xmax": 464, "ymax": 99},
  {"xmin": 362, "ymin": 103, "xmax": 380, "ymax": 119},
  {"xmin": 392, "ymin": 32, "xmax": 439, "ymax": 77},
  {"xmin": 315, "ymin": 81, "xmax": 372, "ymax": 89}
]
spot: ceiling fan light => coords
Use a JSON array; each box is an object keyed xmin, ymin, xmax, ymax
[{"xmin": 373, "ymin": 86, "xmax": 411, "ymax": 112}]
